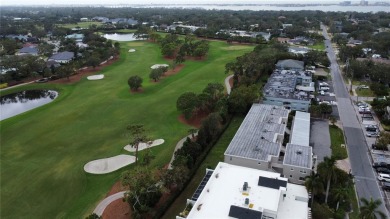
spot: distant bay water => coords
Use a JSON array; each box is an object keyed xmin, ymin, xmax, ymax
[{"xmin": 129, "ymin": 4, "xmax": 389, "ymax": 13}]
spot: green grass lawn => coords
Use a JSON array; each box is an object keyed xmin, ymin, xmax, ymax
[
  {"xmin": 58, "ymin": 21, "xmax": 102, "ymax": 29},
  {"xmin": 329, "ymin": 125, "xmax": 347, "ymax": 160},
  {"xmin": 161, "ymin": 116, "xmax": 244, "ymax": 219},
  {"xmin": 308, "ymin": 42, "xmax": 326, "ymax": 51},
  {"xmin": 356, "ymin": 88, "xmax": 375, "ymax": 97},
  {"xmin": 0, "ymin": 41, "xmax": 253, "ymax": 219}
]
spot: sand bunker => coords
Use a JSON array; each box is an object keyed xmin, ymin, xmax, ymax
[
  {"xmin": 87, "ymin": 74, "xmax": 104, "ymax": 80},
  {"xmin": 84, "ymin": 155, "xmax": 136, "ymax": 174},
  {"xmin": 150, "ymin": 64, "xmax": 169, "ymax": 69},
  {"xmin": 128, "ymin": 49, "xmax": 136, "ymax": 52},
  {"xmin": 124, "ymin": 139, "xmax": 165, "ymax": 152}
]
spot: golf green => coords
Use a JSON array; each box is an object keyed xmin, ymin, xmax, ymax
[{"xmin": 0, "ymin": 40, "xmax": 253, "ymax": 218}]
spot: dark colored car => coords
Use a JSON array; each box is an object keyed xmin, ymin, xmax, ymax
[
  {"xmin": 373, "ymin": 162, "xmax": 388, "ymax": 168},
  {"xmin": 382, "ymin": 182, "xmax": 390, "ymax": 191},
  {"xmin": 376, "ymin": 167, "xmax": 390, "ymax": 174},
  {"xmin": 35, "ymin": 78, "xmax": 49, "ymax": 83}
]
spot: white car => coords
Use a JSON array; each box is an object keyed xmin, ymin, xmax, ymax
[
  {"xmin": 320, "ymin": 86, "xmax": 330, "ymax": 91},
  {"xmin": 366, "ymin": 132, "xmax": 379, "ymax": 137},
  {"xmin": 378, "ymin": 173, "xmax": 390, "ymax": 182},
  {"xmin": 357, "ymin": 85, "xmax": 369, "ymax": 89},
  {"xmin": 320, "ymin": 90, "xmax": 325, "ymax": 96},
  {"xmin": 319, "ymin": 82, "xmax": 329, "ymax": 86}
]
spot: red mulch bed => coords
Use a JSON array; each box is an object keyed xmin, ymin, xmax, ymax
[
  {"xmin": 49, "ymin": 56, "xmax": 119, "ymax": 85},
  {"xmin": 129, "ymin": 88, "xmax": 144, "ymax": 94},
  {"xmin": 102, "ymin": 199, "xmax": 131, "ymax": 219},
  {"xmin": 164, "ymin": 64, "xmax": 185, "ymax": 76},
  {"xmin": 178, "ymin": 110, "xmax": 209, "ymax": 129},
  {"xmin": 101, "ymin": 181, "xmax": 131, "ymax": 219}
]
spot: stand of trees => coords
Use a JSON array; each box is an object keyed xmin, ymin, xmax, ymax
[{"xmin": 158, "ymin": 33, "xmax": 209, "ymax": 62}]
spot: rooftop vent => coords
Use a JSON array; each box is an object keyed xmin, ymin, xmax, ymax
[
  {"xmin": 243, "ymin": 182, "xmax": 248, "ymax": 191},
  {"xmin": 245, "ymin": 198, "xmax": 249, "ymax": 205},
  {"xmin": 296, "ymin": 150, "xmax": 302, "ymax": 155}
]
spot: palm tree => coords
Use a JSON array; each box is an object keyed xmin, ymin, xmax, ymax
[
  {"xmin": 333, "ymin": 187, "xmax": 349, "ymax": 210},
  {"xmin": 359, "ymin": 197, "xmax": 386, "ymax": 219},
  {"xmin": 305, "ymin": 172, "xmax": 324, "ymax": 206},
  {"xmin": 318, "ymin": 156, "xmax": 337, "ymax": 204}
]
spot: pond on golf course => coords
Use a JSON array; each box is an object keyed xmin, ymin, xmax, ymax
[
  {"xmin": 0, "ymin": 90, "xmax": 58, "ymax": 121},
  {"xmin": 103, "ymin": 33, "xmax": 141, "ymax": 41}
]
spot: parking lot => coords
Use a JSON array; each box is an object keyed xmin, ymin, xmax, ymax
[{"xmin": 316, "ymin": 77, "xmax": 340, "ymax": 119}]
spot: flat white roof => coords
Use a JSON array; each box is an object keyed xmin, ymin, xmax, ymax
[
  {"xmin": 224, "ymin": 104, "xmax": 288, "ymax": 161},
  {"xmin": 186, "ymin": 162, "xmax": 309, "ymax": 219},
  {"xmin": 290, "ymin": 111, "xmax": 310, "ymax": 146}
]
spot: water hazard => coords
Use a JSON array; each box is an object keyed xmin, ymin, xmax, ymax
[{"xmin": 0, "ymin": 90, "xmax": 58, "ymax": 121}]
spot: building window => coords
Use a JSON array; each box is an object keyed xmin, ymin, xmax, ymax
[{"xmin": 299, "ymin": 177, "xmax": 305, "ymax": 181}]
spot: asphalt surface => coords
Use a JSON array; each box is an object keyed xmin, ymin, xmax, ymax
[
  {"xmin": 310, "ymin": 119, "xmax": 332, "ymax": 164},
  {"xmin": 321, "ymin": 24, "xmax": 388, "ymax": 215}
]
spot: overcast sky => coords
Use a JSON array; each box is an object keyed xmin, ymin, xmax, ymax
[{"xmin": 1, "ymin": 0, "xmax": 358, "ymax": 6}]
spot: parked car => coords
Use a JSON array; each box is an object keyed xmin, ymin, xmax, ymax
[
  {"xmin": 382, "ymin": 182, "xmax": 390, "ymax": 191},
  {"xmin": 319, "ymin": 82, "xmax": 329, "ymax": 86},
  {"xmin": 35, "ymin": 78, "xmax": 49, "ymax": 83},
  {"xmin": 367, "ymin": 132, "xmax": 380, "ymax": 137},
  {"xmin": 373, "ymin": 162, "xmax": 389, "ymax": 168},
  {"xmin": 49, "ymin": 75, "xmax": 59, "ymax": 80},
  {"xmin": 357, "ymin": 102, "xmax": 368, "ymax": 106},
  {"xmin": 357, "ymin": 85, "xmax": 369, "ymax": 89},
  {"xmin": 366, "ymin": 125, "xmax": 378, "ymax": 132},
  {"xmin": 320, "ymin": 86, "xmax": 330, "ymax": 91},
  {"xmin": 320, "ymin": 90, "xmax": 325, "ymax": 96},
  {"xmin": 378, "ymin": 173, "xmax": 390, "ymax": 182},
  {"xmin": 376, "ymin": 167, "xmax": 390, "ymax": 174}
]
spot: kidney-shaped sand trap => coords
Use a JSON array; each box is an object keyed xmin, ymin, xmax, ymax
[
  {"xmin": 124, "ymin": 139, "xmax": 165, "ymax": 152},
  {"xmin": 84, "ymin": 154, "xmax": 136, "ymax": 174},
  {"xmin": 87, "ymin": 74, "xmax": 105, "ymax": 80},
  {"xmin": 128, "ymin": 49, "xmax": 136, "ymax": 52},
  {"xmin": 150, "ymin": 64, "xmax": 169, "ymax": 69}
]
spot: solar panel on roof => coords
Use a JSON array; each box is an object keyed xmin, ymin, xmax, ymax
[
  {"xmin": 258, "ymin": 176, "xmax": 287, "ymax": 190},
  {"xmin": 228, "ymin": 205, "xmax": 262, "ymax": 219}
]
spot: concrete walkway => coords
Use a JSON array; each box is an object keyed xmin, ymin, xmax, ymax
[
  {"xmin": 93, "ymin": 191, "xmax": 126, "ymax": 216},
  {"xmin": 0, "ymin": 81, "xmax": 34, "ymax": 91},
  {"xmin": 168, "ymin": 132, "xmax": 198, "ymax": 169},
  {"xmin": 224, "ymin": 75, "xmax": 233, "ymax": 95}
]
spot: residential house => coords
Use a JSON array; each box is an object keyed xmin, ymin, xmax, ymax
[
  {"xmin": 275, "ymin": 59, "xmax": 305, "ymax": 71},
  {"xmin": 288, "ymin": 46, "xmax": 310, "ymax": 55},
  {"xmin": 17, "ymin": 46, "xmax": 39, "ymax": 56},
  {"xmin": 65, "ymin": 34, "xmax": 84, "ymax": 42},
  {"xmin": 48, "ymin": 51, "xmax": 74, "ymax": 64}
]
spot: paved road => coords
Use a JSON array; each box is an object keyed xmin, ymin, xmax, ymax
[
  {"xmin": 321, "ymin": 24, "xmax": 388, "ymax": 215},
  {"xmin": 93, "ymin": 191, "xmax": 126, "ymax": 216}
]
